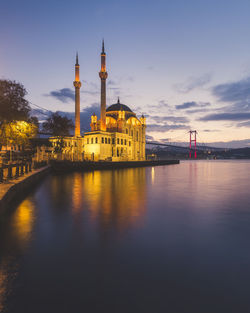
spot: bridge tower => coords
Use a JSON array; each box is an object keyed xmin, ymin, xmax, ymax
[{"xmin": 189, "ymin": 130, "xmax": 197, "ymax": 159}]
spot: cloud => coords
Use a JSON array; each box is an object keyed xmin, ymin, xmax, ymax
[
  {"xmin": 199, "ymin": 112, "xmax": 250, "ymax": 121},
  {"xmin": 48, "ymin": 88, "xmax": 75, "ymax": 103},
  {"xmin": 176, "ymin": 101, "xmax": 210, "ymax": 110},
  {"xmin": 146, "ymin": 135, "xmax": 155, "ymax": 141},
  {"xmin": 56, "ymin": 102, "xmax": 100, "ymax": 133},
  {"xmin": 107, "ymin": 80, "xmax": 116, "ymax": 86},
  {"xmin": 212, "ymin": 77, "xmax": 250, "ymax": 113},
  {"xmin": 158, "ymin": 100, "xmax": 169, "ymax": 108},
  {"xmin": 203, "ymin": 139, "xmax": 250, "ymax": 149},
  {"xmin": 147, "ymin": 100, "xmax": 170, "ymax": 113},
  {"xmin": 147, "ymin": 123, "xmax": 189, "ymax": 132},
  {"xmin": 202, "ymin": 129, "xmax": 221, "ymax": 132},
  {"xmin": 175, "ymin": 73, "xmax": 212, "ymax": 93},
  {"xmin": 186, "ymin": 108, "xmax": 211, "ymax": 114},
  {"xmin": 236, "ymin": 121, "xmax": 250, "ymax": 128},
  {"xmin": 212, "ymin": 77, "xmax": 250, "ymax": 103},
  {"xmin": 30, "ymin": 108, "xmax": 50, "ymax": 121},
  {"xmin": 150, "ymin": 115, "xmax": 189, "ymax": 123}
]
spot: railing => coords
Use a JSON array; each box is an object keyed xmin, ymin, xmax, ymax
[
  {"xmin": 0, "ymin": 162, "xmax": 32, "ymax": 183},
  {"xmin": 0, "ymin": 160, "xmax": 48, "ymax": 183}
]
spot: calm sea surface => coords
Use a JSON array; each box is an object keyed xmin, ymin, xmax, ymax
[{"xmin": 1, "ymin": 160, "xmax": 250, "ymax": 313}]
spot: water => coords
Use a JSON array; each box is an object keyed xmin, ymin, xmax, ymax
[{"xmin": 1, "ymin": 160, "xmax": 250, "ymax": 313}]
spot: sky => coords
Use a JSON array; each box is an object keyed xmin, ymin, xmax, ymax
[{"xmin": 1, "ymin": 0, "xmax": 250, "ymax": 147}]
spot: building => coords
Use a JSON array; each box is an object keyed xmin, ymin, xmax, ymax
[{"xmin": 50, "ymin": 41, "xmax": 146, "ymax": 161}]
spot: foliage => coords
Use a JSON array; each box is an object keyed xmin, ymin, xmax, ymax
[
  {"xmin": 0, "ymin": 121, "xmax": 37, "ymax": 147},
  {"xmin": 43, "ymin": 112, "xmax": 74, "ymax": 136},
  {"xmin": 0, "ymin": 80, "xmax": 30, "ymax": 122},
  {"xmin": 0, "ymin": 79, "xmax": 39, "ymax": 150}
]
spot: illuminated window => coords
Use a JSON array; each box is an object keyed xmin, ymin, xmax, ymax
[
  {"xmin": 129, "ymin": 141, "xmax": 131, "ymax": 146},
  {"xmin": 75, "ymin": 142, "xmax": 77, "ymax": 147},
  {"xmin": 102, "ymin": 137, "xmax": 104, "ymax": 143},
  {"xmin": 121, "ymin": 139, "xmax": 123, "ymax": 145},
  {"xmin": 105, "ymin": 138, "xmax": 107, "ymax": 144},
  {"xmin": 95, "ymin": 137, "xmax": 98, "ymax": 143},
  {"xmin": 108, "ymin": 138, "xmax": 110, "ymax": 144},
  {"xmin": 91, "ymin": 138, "xmax": 93, "ymax": 144}
]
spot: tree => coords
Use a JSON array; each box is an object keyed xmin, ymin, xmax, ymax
[
  {"xmin": 0, "ymin": 121, "xmax": 37, "ymax": 147},
  {"xmin": 0, "ymin": 80, "xmax": 30, "ymax": 122},
  {"xmin": 43, "ymin": 112, "xmax": 74, "ymax": 136},
  {"xmin": 0, "ymin": 80, "xmax": 38, "ymax": 149}
]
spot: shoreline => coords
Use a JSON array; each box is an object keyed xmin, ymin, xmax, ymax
[
  {"xmin": 51, "ymin": 159, "xmax": 180, "ymax": 172},
  {"xmin": 0, "ymin": 166, "xmax": 50, "ymax": 213}
]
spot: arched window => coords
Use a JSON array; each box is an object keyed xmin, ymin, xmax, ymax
[
  {"xmin": 95, "ymin": 137, "xmax": 98, "ymax": 143},
  {"xmin": 91, "ymin": 138, "xmax": 93, "ymax": 144}
]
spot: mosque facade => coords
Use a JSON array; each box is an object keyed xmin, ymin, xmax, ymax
[{"xmin": 50, "ymin": 41, "xmax": 146, "ymax": 161}]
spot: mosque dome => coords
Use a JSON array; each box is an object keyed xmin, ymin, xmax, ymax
[{"xmin": 106, "ymin": 98, "xmax": 133, "ymax": 113}]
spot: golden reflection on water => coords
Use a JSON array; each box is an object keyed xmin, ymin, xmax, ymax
[
  {"xmin": 71, "ymin": 168, "xmax": 147, "ymax": 230},
  {"xmin": 151, "ymin": 167, "xmax": 155, "ymax": 184},
  {"xmin": 72, "ymin": 173, "xmax": 84, "ymax": 213},
  {"xmin": 0, "ymin": 198, "xmax": 35, "ymax": 312},
  {"xmin": 12, "ymin": 199, "xmax": 35, "ymax": 245}
]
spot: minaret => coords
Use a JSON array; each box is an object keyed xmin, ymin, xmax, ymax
[
  {"xmin": 99, "ymin": 40, "xmax": 108, "ymax": 131},
  {"xmin": 73, "ymin": 52, "xmax": 81, "ymax": 136}
]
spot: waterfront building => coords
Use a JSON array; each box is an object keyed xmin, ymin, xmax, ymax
[{"xmin": 50, "ymin": 41, "xmax": 146, "ymax": 161}]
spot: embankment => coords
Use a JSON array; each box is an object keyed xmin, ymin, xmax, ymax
[
  {"xmin": 51, "ymin": 159, "xmax": 180, "ymax": 172},
  {"xmin": 0, "ymin": 166, "xmax": 50, "ymax": 213}
]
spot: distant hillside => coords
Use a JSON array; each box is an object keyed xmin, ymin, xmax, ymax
[{"xmin": 146, "ymin": 146, "xmax": 250, "ymax": 160}]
